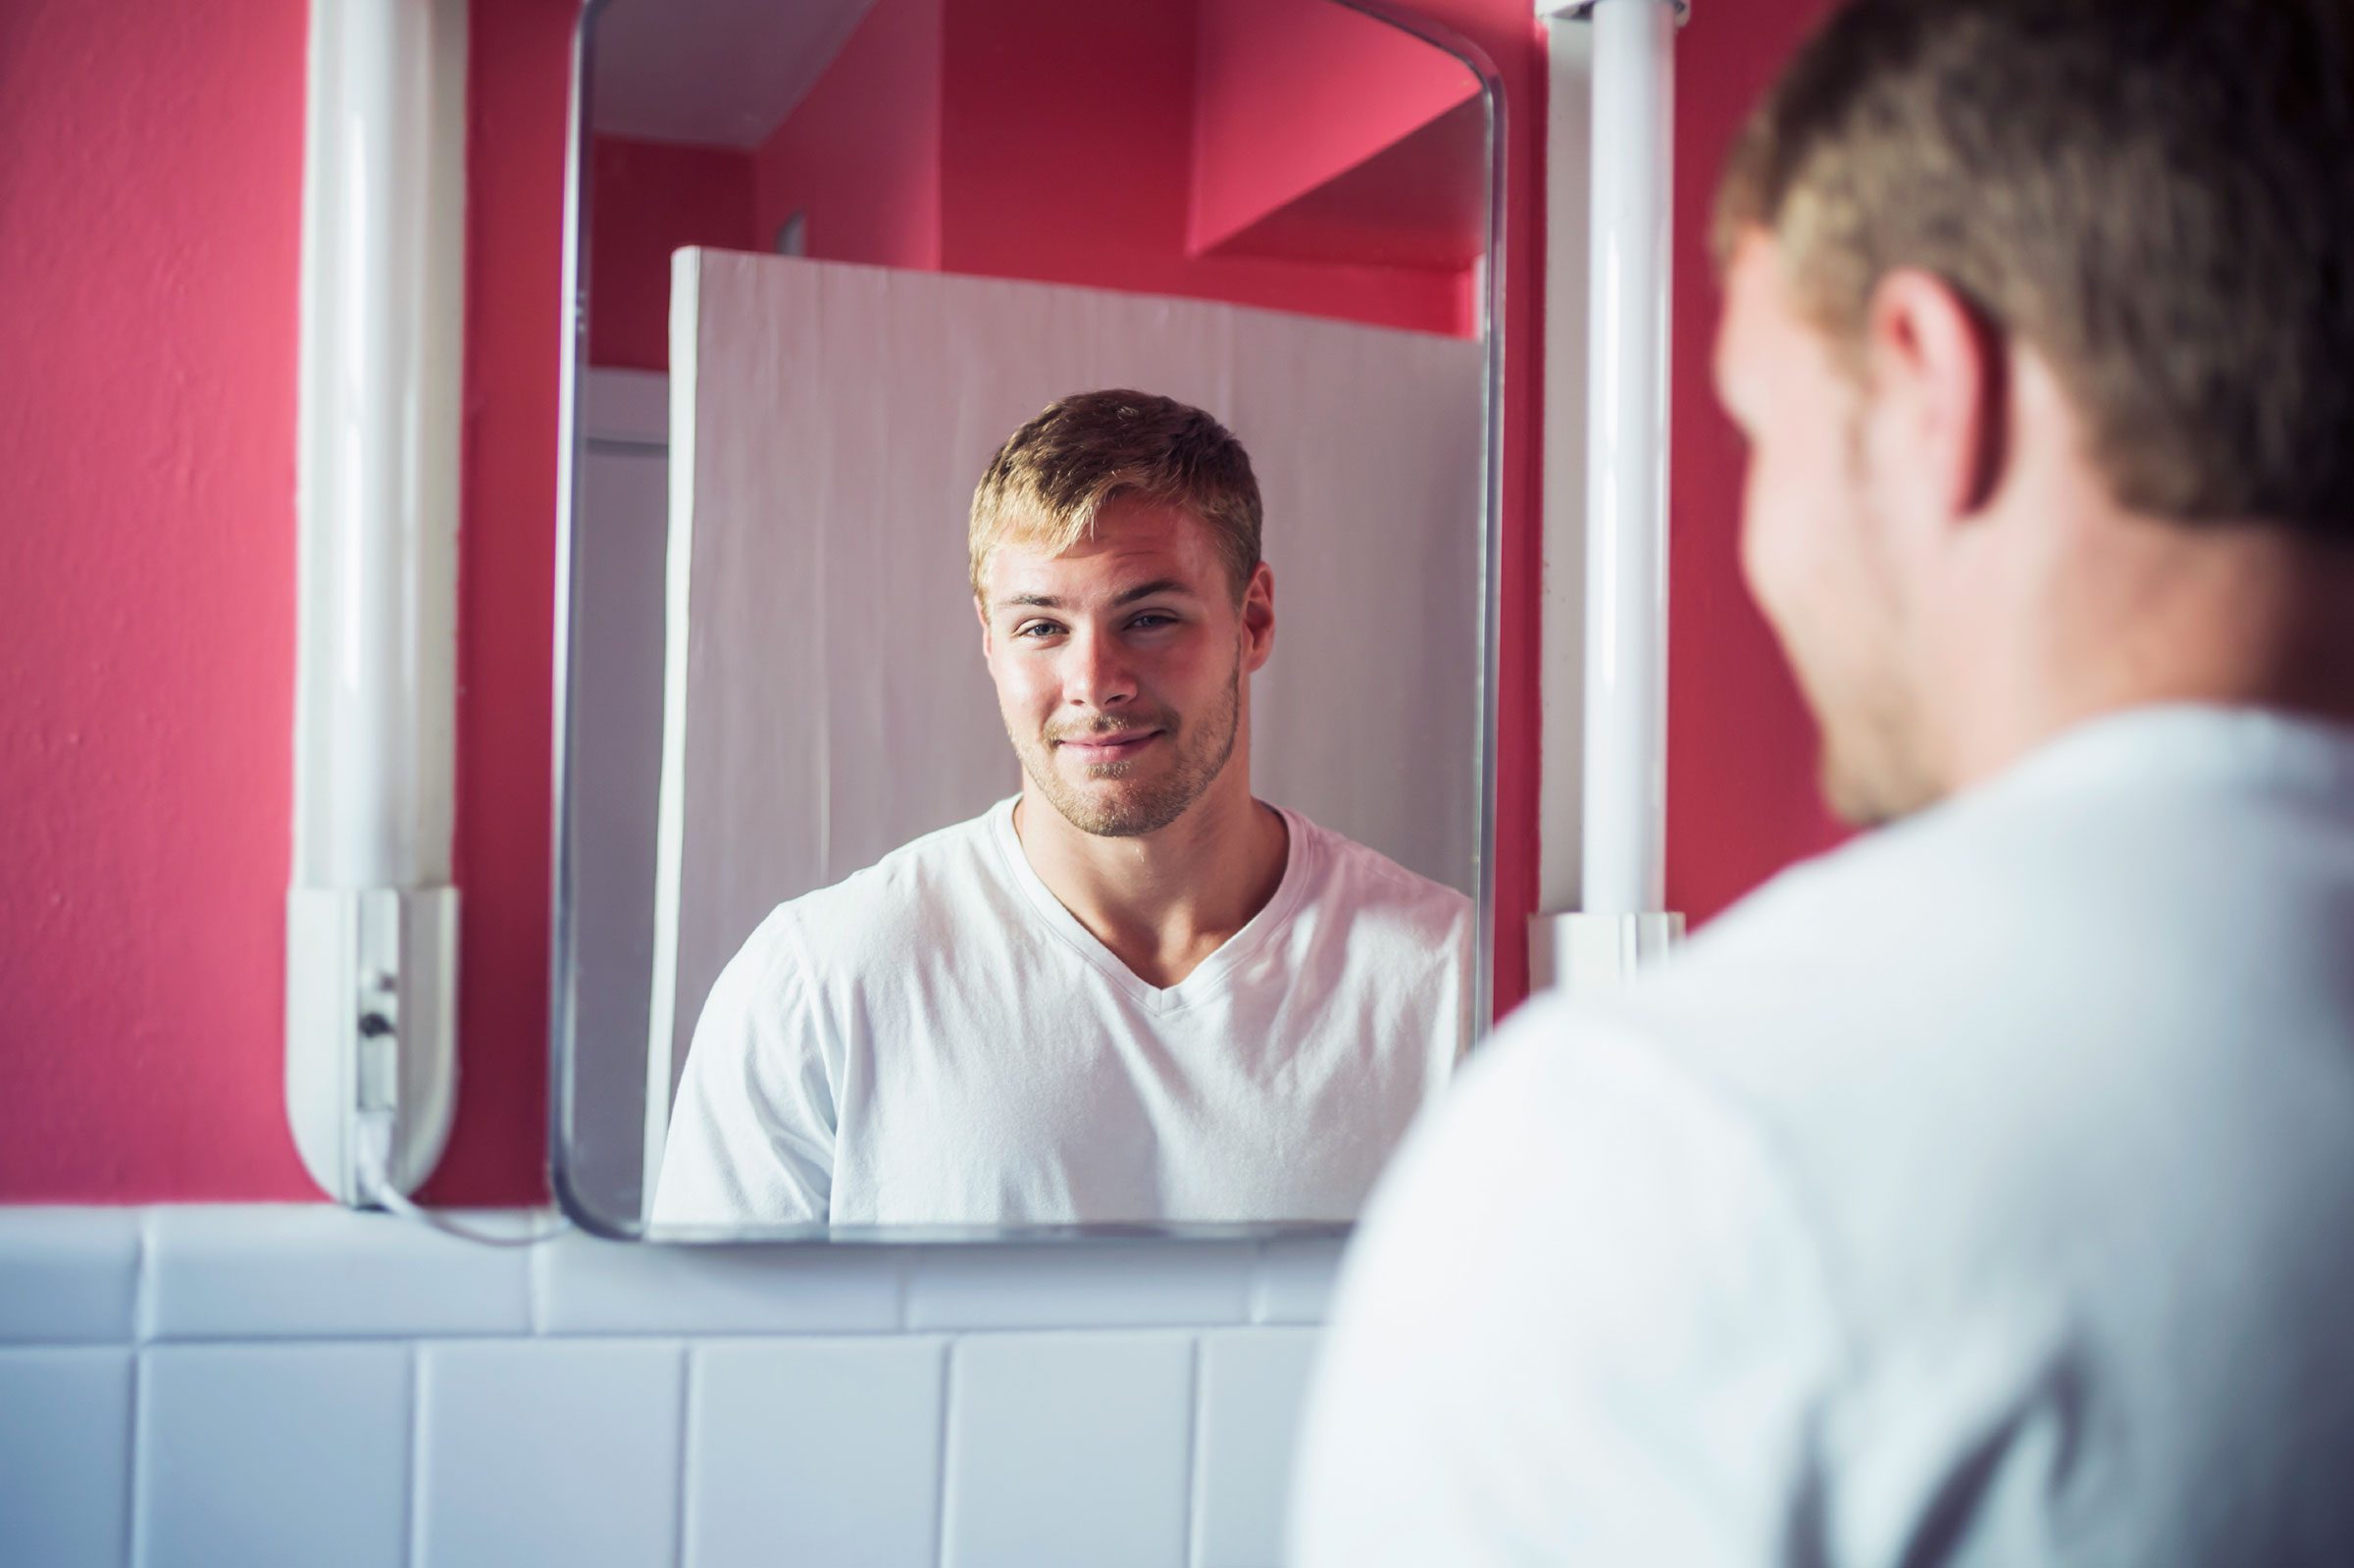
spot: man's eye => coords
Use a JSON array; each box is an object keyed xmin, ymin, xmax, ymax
[
  {"xmin": 1129, "ymin": 613, "xmax": 1176, "ymax": 632},
  {"xmin": 1014, "ymin": 622, "xmax": 1063, "ymax": 639}
]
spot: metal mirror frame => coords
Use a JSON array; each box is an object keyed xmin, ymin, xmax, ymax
[{"xmin": 547, "ymin": 0, "xmax": 1510, "ymax": 1242}]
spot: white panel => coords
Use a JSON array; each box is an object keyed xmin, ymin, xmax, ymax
[
  {"xmin": 0, "ymin": 1348, "xmax": 131, "ymax": 1565},
  {"xmin": 904, "ymin": 1242, "xmax": 1253, "ymax": 1332},
  {"xmin": 1230, "ymin": 319, "xmax": 1483, "ymax": 898},
  {"xmin": 1191, "ymin": 1330, "xmax": 1323, "ymax": 1568},
  {"xmin": 685, "ymin": 1338, "xmax": 946, "ymax": 1567},
  {"xmin": 415, "ymin": 1340, "xmax": 685, "ymax": 1568},
  {"xmin": 945, "ymin": 1333, "xmax": 1197, "ymax": 1568},
  {"xmin": 533, "ymin": 1230, "xmax": 902, "ymax": 1336},
  {"xmin": 654, "ymin": 252, "xmax": 1484, "ymax": 1117},
  {"xmin": 137, "ymin": 1344, "xmax": 409, "ymax": 1568},
  {"xmin": 144, "ymin": 1205, "xmax": 532, "ymax": 1340},
  {"xmin": 0, "ymin": 1207, "xmax": 141, "ymax": 1342}
]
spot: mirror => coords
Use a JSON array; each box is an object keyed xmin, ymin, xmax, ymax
[{"xmin": 555, "ymin": 0, "xmax": 1502, "ymax": 1239}]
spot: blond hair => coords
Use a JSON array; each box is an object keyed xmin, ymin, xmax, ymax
[
  {"xmin": 1715, "ymin": 0, "xmax": 2354, "ymax": 540},
  {"xmin": 968, "ymin": 391, "xmax": 1263, "ymax": 600}
]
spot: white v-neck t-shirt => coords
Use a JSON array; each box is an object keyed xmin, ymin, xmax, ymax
[{"xmin": 650, "ymin": 798, "xmax": 1472, "ymax": 1228}]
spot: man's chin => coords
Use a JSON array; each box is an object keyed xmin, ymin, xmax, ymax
[{"xmin": 1038, "ymin": 774, "xmax": 1197, "ymax": 839}]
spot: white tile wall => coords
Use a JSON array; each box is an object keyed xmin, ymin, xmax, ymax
[
  {"xmin": 0, "ymin": 1208, "xmax": 140, "ymax": 1342},
  {"xmin": 687, "ymin": 1339, "xmax": 947, "ymax": 1567},
  {"xmin": 416, "ymin": 1340, "xmax": 686, "ymax": 1568},
  {"xmin": 137, "ymin": 1342, "xmax": 411, "ymax": 1568},
  {"xmin": 0, "ymin": 1207, "xmax": 1339, "ymax": 1567},
  {"xmin": 0, "ymin": 1347, "xmax": 132, "ymax": 1564},
  {"xmin": 944, "ymin": 1333, "xmax": 1198, "ymax": 1568},
  {"xmin": 1191, "ymin": 1331, "xmax": 1324, "ymax": 1568},
  {"xmin": 145, "ymin": 1206, "xmax": 531, "ymax": 1340}
]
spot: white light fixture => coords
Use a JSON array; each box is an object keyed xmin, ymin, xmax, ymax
[
  {"xmin": 288, "ymin": 0, "xmax": 469, "ymax": 1203},
  {"xmin": 1539, "ymin": 0, "xmax": 1686, "ymax": 989}
]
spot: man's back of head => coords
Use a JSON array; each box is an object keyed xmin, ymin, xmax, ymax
[
  {"xmin": 1295, "ymin": 3, "xmax": 2354, "ymax": 1563},
  {"xmin": 1712, "ymin": 0, "xmax": 2354, "ymax": 823}
]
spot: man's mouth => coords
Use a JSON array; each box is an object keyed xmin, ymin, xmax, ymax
[{"xmin": 1054, "ymin": 729, "xmax": 1162, "ymax": 763}]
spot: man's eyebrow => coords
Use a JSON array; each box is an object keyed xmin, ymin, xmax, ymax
[
  {"xmin": 1112, "ymin": 578, "xmax": 1194, "ymax": 606},
  {"xmin": 997, "ymin": 579, "xmax": 1199, "ymax": 613}
]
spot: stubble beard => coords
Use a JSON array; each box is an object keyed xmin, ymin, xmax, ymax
[{"xmin": 1017, "ymin": 655, "xmax": 1244, "ymax": 838}]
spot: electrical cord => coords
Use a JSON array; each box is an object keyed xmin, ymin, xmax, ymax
[{"xmin": 353, "ymin": 1109, "xmax": 573, "ymax": 1247}]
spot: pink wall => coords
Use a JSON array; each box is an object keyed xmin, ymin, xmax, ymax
[
  {"xmin": 586, "ymin": 136, "xmax": 758, "ymax": 372},
  {"xmin": 752, "ymin": 0, "xmax": 945, "ymax": 270},
  {"xmin": 0, "ymin": 0, "xmax": 310, "ymax": 1198},
  {"xmin": 2, "ymin": 0, "xmax": 1832, "ymax": 1204},
  {"xmin": 935, "ymin": 0, "xmax": 1466, "ymax": 336},
  {"xmin": 1189, "ymin": 0, "xmax": 1478, "ymax": 256}
]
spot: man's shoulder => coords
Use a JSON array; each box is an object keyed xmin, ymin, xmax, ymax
[
  {"xmin": 1288, "ymin": 811, "xmax": 1472, "ymax": 941},
  {"xmin": 749, "ymin": 802, "xmax": 1018, "ymax": 974}
]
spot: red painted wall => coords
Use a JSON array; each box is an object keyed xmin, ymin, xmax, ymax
[
  {"xmin": 1, "ymin": 0, "xmax": 1831, "ymax": 1203},
  {"xmin": 0, "ymin": 0, "xmax": 310, "ymax": 1198},
  {"xmin": 586, "ymin": 136, "xmax": 758, "ymax": 372},
  {"xmin": 936, "ymin": 0, "xmax": 1467, "ymax": 336},
  {"xmin": 1189, "ymin": 0, "xmax": 1477, "ymax": 255},
  {"xmin": 440, "ymin": 0, "xmax": 582, "ymax": 1203},
  {"xmin": 752, "ymin": 0, "xmax": 946, "ymax": 271}
]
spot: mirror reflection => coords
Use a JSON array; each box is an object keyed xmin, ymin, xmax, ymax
[{"xmin": 560, "ymin": 0, "xmax": 1499, "ymax": 1236}]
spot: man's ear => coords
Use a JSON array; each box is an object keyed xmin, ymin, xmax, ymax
[
  {"xmin": 1863, "ymin": 268, "xmax": 2008, "ymax": 524},
  {"xmin": 1242, "ymin": 562, "xmax": 1275, "ymax": 674},
  {"xmin": 974, "ymin": 593, "xmax": 993, "ymax": 659}
]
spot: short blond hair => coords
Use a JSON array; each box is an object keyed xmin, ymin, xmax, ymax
[{"xmin": 969, "ymin": 390, "xmax": 1263, "ymax": 601}]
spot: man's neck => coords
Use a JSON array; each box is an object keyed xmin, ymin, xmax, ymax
[
  {"xmin": 1013, "ymin": 771, "xmax": 1290, "ymax": 989},
  {"xmin": 1936, "ymin": 524, "xmax": 2354, "ymax": 795}
]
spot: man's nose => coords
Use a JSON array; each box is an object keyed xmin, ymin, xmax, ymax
[{"xmin": 1064, "ymin": 629, "xmax": 1138, "ymax": 709}]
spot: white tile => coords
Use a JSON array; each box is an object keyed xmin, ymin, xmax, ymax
[
  {"xmin": 0, "ymin": 1207, "xmax": 140, "ymax": 1342},
  {"xmin": 136, "ymin": 1343, "xmax": 408, "ymax": 1568},
  {"xmin": 1250, "ymin": 1238, "xmax": 1347, "ymax": 1324},
  {"xmin": 685, "ymin": 1339, "xmax": 946, "ymax": 1568},
  {"xmin": 906, "ymin": 1243, "xmax": 1251, "ymax": 1332},
  {"xmin": 535, "ymin": 1230, "xmax": 902, "ymax": 1336},
  {"xmin": 944, "ymin": 1333, "xmax": 1196, "ymax": 1568},
  {"xmin": 1190, "ymin": 1331, "xmax": 1323, "ymax": 1568},
  {"xmin": 0, "ymin": 1348, "xmax": 132, "ymax": 1564},
  {"xmin": 144, "ymin": 1204, "xmax": 531, "ymax": 1340},
  {"xmin": 416, "ymin": 1340, "xmax": 684, "ymax": 1568}
]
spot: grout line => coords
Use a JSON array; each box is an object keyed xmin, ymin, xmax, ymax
[
  {"xmin": 672, "ymin": 1343, "xmax": 694, "ymax": 1568},
  {"xmin": 1179, "ymin": 1336, "xmax": 1203, "ymax": 1568},
  {"xmin": 931, "ymin": 1339, "xmax": 958, "ymax": 1568},
  {"xmin": 133, "ymin": 1208, "xmax": 158, "ymax": 1344}
]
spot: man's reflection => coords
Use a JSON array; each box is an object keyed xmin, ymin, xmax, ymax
[{"xmin": 652, "ymin": 390, "xmax": 1470, "ymax": 1227}]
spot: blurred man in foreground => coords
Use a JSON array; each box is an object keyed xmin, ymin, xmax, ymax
[{"xmin": 1295, "ymin": 1, "xmax": 2354, "ymax": 1561}]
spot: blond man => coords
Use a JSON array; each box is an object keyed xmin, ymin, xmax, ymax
[
  {"xmin": 653, "ymin": 391, "xmax": 1469, "ymax": 1228},
  {"xmin": 1299, "ymin": 0, "xmax": 2354, "ymax": 1562}
]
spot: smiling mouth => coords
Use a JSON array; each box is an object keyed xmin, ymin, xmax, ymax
[{"xmin": 1055, "ymin": 730, "xmax": 1162, "ymax": 763}]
